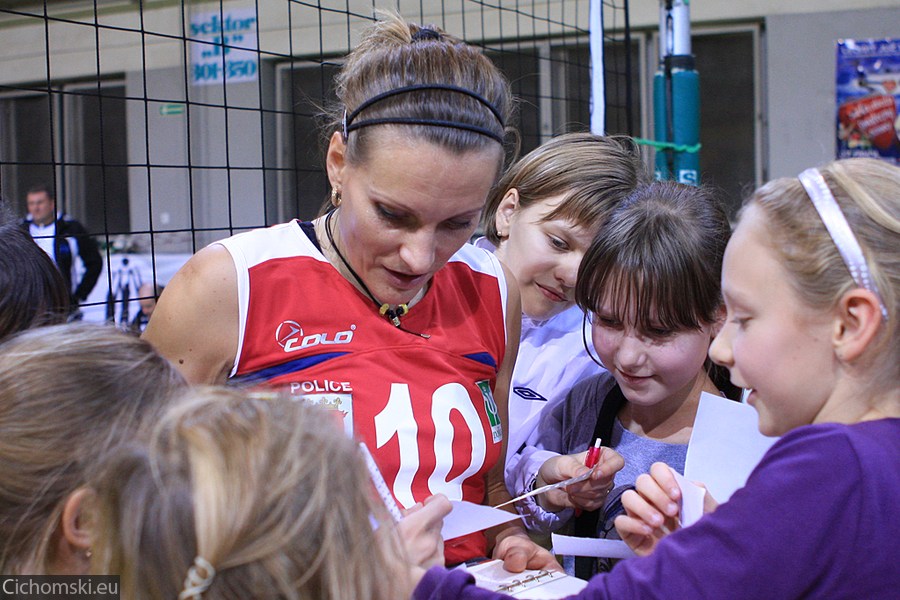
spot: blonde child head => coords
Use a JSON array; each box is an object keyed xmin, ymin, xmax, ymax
[
  {"xmin": 481, "ymin": 133, "xmax": 647, "ymax": 245},
  {"xmin": 91, "ymin": 387, "xmax": 408, "ymax": 600},
  {"xmin": 746, "ymin": 158, "xmax": 897, "ymax": 364},
  {"xmin": 711, "ymin": 158, "xmax": 898, "ymax": 434},
  {"xmin": 0, "ymin": 323, "xmax": 186, "ymax": 574},
  {"xmin": 482, "ymin": 133, "xmax": 647, "ymax": 321}
]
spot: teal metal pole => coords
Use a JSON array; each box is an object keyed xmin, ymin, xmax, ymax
[{"xmin": 653, "ymin": 0, "xmax": 700, "ymax": 185}]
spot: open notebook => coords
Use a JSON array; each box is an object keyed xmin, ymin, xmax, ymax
[{"xmin": 465, "ymin": 560, "xmax": 587, "ymax": 599}]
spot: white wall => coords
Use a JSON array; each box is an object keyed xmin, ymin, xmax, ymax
[
  {"xmin": 765, "ymin": 5, "xmax": 900, "ymax": 179},
  {"xmin": 126, "ymin": 63, "xmax": 271, "ymax": 252}
]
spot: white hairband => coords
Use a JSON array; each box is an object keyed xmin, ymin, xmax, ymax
[
  {"xmin": 178, "ymin": 555, "xmax": 216, "ymax": 600},
  {"xmin": 798, "ymin": 167, "xmax": 889, "ymax": 321}
]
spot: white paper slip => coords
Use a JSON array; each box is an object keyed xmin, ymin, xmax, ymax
[
  {"xmin": 551, "ymin": 534, "xmax": 636, "ymax": 560},
  {"xmin": 466, "ymin": 559, "xmax": 588, "ymax": 599},
  {"xmin": 684, "ymin": 392, "xmax": 779, "ymax": 502},
  {"xmin": 669, "ymin": 469, "xmax": 706, "ymax": 527},
  {"xmin": 441, "ymin": 500, "xmax": 521, "ymax": 541}
]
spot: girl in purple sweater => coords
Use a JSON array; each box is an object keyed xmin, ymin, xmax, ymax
[{"xmin": 414, "ymin": 158, "xmax": 900, "ymax": 599}]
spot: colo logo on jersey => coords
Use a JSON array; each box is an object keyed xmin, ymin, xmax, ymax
[{"xmin": 275, "ymin": 320, "xmax": 356, "ymax": 353}]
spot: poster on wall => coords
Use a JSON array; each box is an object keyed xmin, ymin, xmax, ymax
[
  {"xmin": 82, "ymin": 253, "xmax": 192, "ymax": 327},
  {"xmin": 190, "ymin": 8, "xmax": 259, "ymax": 86},
  {"xmin": 836, "ymin": 38, "xmax": 900, "ymax": 165}
]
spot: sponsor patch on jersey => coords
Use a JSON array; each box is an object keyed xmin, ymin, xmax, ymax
[
  {"xmin": 513, "ymin": 387, "xmax": 548, "ymax": 402},
  {"xmin": 477, "ymin": 379, "xmax": 503, "ymax": 443},
  {"xmin": 289, "ymin": 379, "xmax": 354, "ymax": 436}
]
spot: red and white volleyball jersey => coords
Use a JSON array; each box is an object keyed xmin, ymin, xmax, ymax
[{"xmin": 218, "ymin": 220, "xmax": 509, "ymax": 563}]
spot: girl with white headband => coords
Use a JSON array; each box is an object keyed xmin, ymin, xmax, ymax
[{"xmin": 412, "ymin": 157, "xmax": 900, "ymax": 599}]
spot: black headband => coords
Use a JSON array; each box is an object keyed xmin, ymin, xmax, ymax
[{"xmin": 341, "ymin": 83, "xmax": 505, "ymax": 145}]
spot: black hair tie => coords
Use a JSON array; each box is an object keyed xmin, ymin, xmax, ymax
[{"xmin": 411, "ymin": 27, "xmax": 441, "ymax": 42}]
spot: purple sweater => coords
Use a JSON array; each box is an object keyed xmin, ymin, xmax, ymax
[{"xmin": 414, "ymin": 419, "xmax": 900, "ymax": 599}]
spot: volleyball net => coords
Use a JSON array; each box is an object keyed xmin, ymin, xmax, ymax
[{"xmin": 0, "ymin": 0, "xmax": 634, "ymax": 324}]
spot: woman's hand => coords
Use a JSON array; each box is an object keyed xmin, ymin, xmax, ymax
[
  {"xmin": 613, "ymin": 462, "xmax": 718, "ymax": 556},
  {"xmin": 397, "ymin": 494, "xmax": 452, "ymax": 569},
  {"xmin": 535, "ymin": 447, "xmax": 625, "ymax": 513}
]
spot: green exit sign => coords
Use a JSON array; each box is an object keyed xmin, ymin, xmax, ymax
[{"xmin": 159, "ymin": 103, "xmax": 186, "ymax": 116}]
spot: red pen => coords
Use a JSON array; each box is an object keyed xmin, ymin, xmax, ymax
[
  {"xmin": 585, "ymin": 437, "xmax": 603, "ymax": 469},
  {"xmin": 573, "ymin": 438, "xmax": 603, "ymax": 517}
]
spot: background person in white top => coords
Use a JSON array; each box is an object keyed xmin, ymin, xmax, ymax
[
  {"xmin": 20, "ymin": 184, "xmax": 102, "ymax": 315},
  {"xmin": 473, "ymin": 133, "xmax": 648, "ymax": 484}
]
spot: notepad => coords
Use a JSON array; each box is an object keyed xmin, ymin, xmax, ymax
[{"xmin": 465, "ymin": 560, "xmax": 588, "ymax": 599}]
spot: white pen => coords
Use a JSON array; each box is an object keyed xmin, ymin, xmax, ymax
[
  {"xmin": 359, "ymin": 442, "xmax": 404, "ymax": 521},
  {"xmin": 494, "ymin": 469, "xmax": 594, "ymax": 509}
]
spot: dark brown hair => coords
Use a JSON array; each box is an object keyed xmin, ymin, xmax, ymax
[
  {"xmin": 328, "ymin": 11, "xmax": 513, "ymax": 169},
  {"xmin": 576, "ymin": 181, "xmax": 729, "ymax": 333},
  {"xmin": 0, "ymin": 222, "xmax": 69, "ymax": 341},
  {"xmin": 576, "ymin": 181, "xmax": 738, "ymax": 397},
  {"xmin": 26, "ymin": 183, "xmax": 54, "ymax": 199}
]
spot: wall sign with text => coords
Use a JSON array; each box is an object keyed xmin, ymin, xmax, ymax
[{"xmin": 190, "ymin": 9, "xmax": 259, "ymax": 86}]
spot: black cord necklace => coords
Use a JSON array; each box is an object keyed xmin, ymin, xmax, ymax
[{"xmin": 323, "ymin": 209, "xmax": 430, "ymax": 338}]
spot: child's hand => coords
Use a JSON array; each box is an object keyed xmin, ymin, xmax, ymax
[
  {"xmin": 614, "ymin": 463, "xmax": 721, "ymax": 555},
  {"xmin": 536, "ymin": 447, "xmax": 624, "ymax": 513},
  {"xmin": 397, "ymin": 494, "xmax": 452, "ymax": 569},
  {"xmin": 614, "ymin": 462, "xmax": 682, "ymax": 556}
]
